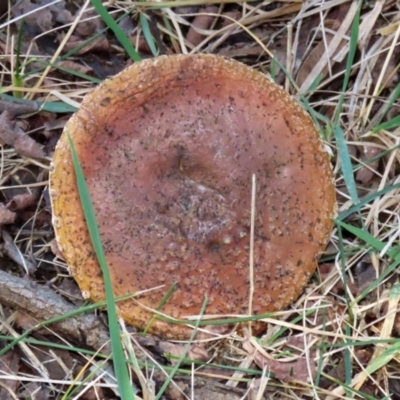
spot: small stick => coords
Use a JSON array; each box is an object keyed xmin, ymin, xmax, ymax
[
  {"xmin": 248, "ymin": 174, "xmax": 256, "ymax": 336},
  {"xmin": 285, "ymin": 22, "xmax": 293, "ymax": 93}
]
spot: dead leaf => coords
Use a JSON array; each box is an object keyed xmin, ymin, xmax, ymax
[
  {"xmin": 60, "ymin": 34, "xmax": 110, "ymax": 55},
  {"xmin": 296, "ymin": 20, "xmax": 345, "ymax": 88},
  {"xmin": 319, "ymin": 263, "xmax": 358, "ymax": 296},
  {"xmin": 0, "ymin": 349, "xmax": 20, "ymax": 399},
  {"xmin": 20, "ymin": 209, "xmax": 51, "ymax": 229},
  {"xmin": 0, "ymin": 99, "xmax": 39, "ymax": 117},
  {"xmin": 218, "ymin": 45, "xmax": 265, "ymax": 59},
  {"xmin": 220, "ymin": 11, "xmax": 241, "ymax": 28},
  {"xmin": 354, "ymin": 257, "xmax": 377, "ymax": 296},
  {"xmin": 243, "ymin": 340, "xmax": 315, "ymax": 383},
  {"xmin": 74, "ymin": 6, "xmax": 105, "ymax": 37},
  {"xmin": 247, "ymin": 377, "xmax": 274, "ymax": 400},
  {"xmin": 355, "ymin": 348, "xmax": 373, "ymax": 365},
  {"xmin": 186, "ymin": 6, "xmax": 218, "ymax": 47},
  {"xmin": 128, "ymin": 32, "xmax": 152, "ymax": 54},
  {"xmin": 0, "ymin": 111, "xmax": 46, "ymax": 159},
  {"xmin": 54, "ymin": 6, "xmax": 74, "ymax": 26},
  {"xmin": 371, "ymin": 47, "xmax": 399, "ymax": 90},
  {"xmin": 286, "ymin": 335, "xmax": 309, "ymax": 349},
  {"xmin": 393, "ymin": 310, "xmax": 400, "ymax": 336},
  {"xmin": 158, "ymin": 341, "xmax": 210, "ymax": 365},
  {"xmin": 59, "ymin": 60, "xmax": 93, "ymax": 75},
  {"xmin": 174, "ymin": 6, "xmax": 199, "ymax": 15},
  {"xmin": 195, "ymin": 324, "xmax": 232, "ymax": 341},
  {"xmin": 32, "ymin": 346, "xmax": 76, "ymax": 381},
  {"xmin": 118, "ymin": 15, "xmax": 135, "ymax": 36},
  {"xmin": 18, "ymin": 382, "xmax": 49, "ymax": 400},
  {"xmin": 43, "ymin": 117, "xmax": 68, "ymax": 135},
  {"xmin": 356, "ymin": 144, "xmax": 380, "ymax": 184},
  {"xmin": 50, "ymin": 238, "xmax": 65, "ymax": 260},
  {"xmin": 0, "ymin": 203, "xmax": 16, "ymax": 225},
  {"xmin": 12, "ymin": 0, "xmax": 53, "ymax": 33},
  {"xmin": 297, "ymin": 2, "xmax": 357, "ymax": 92},
  {"xmin": 6, "ymin": 193, "xmax": 36, "ymax": 211},
  {"xmin": 12, "ymin": 0, "xmax": 74, "ymax": 34}
]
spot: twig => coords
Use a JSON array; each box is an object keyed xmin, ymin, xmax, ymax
[
  {"xmin": 0, "ymin": 269, "xmax": 246, "ymax": 399},
  {"xmin": 248, "ymin": 174, "xmax": 256, "ymax": 336}
]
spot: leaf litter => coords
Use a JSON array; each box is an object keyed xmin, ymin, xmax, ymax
[
  {"xmin": 0, "ymin": 0, "xmax": 399, "ymax": 399},
  {"xmin": 0, "ymin": 111, "xmax": 46, "ymax": 159}
]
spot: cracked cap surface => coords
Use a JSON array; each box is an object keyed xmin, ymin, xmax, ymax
[{"xmin": 50, "ymin": 54, "xmax": 336, "ymax": 339}]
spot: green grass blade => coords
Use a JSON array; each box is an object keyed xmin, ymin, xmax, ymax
[
  {"xmin": 305, "ymin": 73, "xmax": 324, "ymax": 94},
  {"xmin": 155, "ymin": 297, "xmax": 208, "ymax": 400},
  {"xmin": 0, "ymin": 333, "xmax": 267, "ymax": 379},
  {"xmin": 15, "ymin": 19, "xmax": 24, "ymax": 76},
  {"xmin": 356, "ymin": 257, "xmax": 400, "ymax": 304},
  {"xmin": 270, "ymin": 54, "xmax": 277, "ymax": 82},
  {"xmin": 321, "ymin": 374, "xmax": 389, "ymax": 400},
  {"xmin": 333, "ymin": 1, "xmax": 361, "ymax": 124},
  {"xmin": 364, "ymin": 340, "xmax": 400, "ymax": 376},
  {"xmin": 0, "ymin": 93, "xmax": 78, "ymax": 113},
  {"xmin": 336, "ymin": 220, "xmax": 400, "ymax": 304},
  {"xmin": 39, "ymin": 102, "xmax": 78, "ymax": 113},
  {"xmin": 0, "ymin": 291, "xmax": 135, "ymax": 358},
  {"xmin": 338, "ymin": 182, "xmax": 400, "ymax": 221},
  {"xmin": 337, "ymin": 223, "xmax": 353, "ymax": 397},
  {"xmin": 352, "ymin": 143, "xmax": 400, "ymax": 174},
  {"xmin": 373, "ymin": 82, "xmax": 400, "ymax": 128},
  {"xmin": 140, "ymin": 13, "xmax": 158, "ymax": 56},
  {"xmin": 90, "ymin": 0, "xmax": 141, "ymax": 62},
  {"xmin": 333, "ymin": 125, "xmax": 359, "ymax": 204},
  {"xmin": 143, "ymin": 282, "xmax": 177, "ymax": 335},
  {"xmin": 4, "ymin": 332, "xmax": 400, "ymax": 362},
  {"xmin": 314, "ymin": 308, "xmax": 327, "ymax": 387},
  {"xmin": 34, "ymin": 58, "xmax": 102, "ymax": 84},
  {"xmin": 331, "ymin": 2, "xmax": 361, "ymax": 206},
  {"xmin": 373, "ymin": 114, "xmax": 400, "ymax": 132},
  {"xmin": 68, "ymin": 134, "xmax": 135, "ymax": 400},
  {"xmin": 335, "ymin": 220, "xmax": 400, "ymax": 260}
]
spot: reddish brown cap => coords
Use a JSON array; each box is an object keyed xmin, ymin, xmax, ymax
[{"xmin": 50, "ymin": 54, "xmax": 336, "ymax": 339}]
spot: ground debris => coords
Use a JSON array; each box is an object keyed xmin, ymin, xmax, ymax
[
  {"xmin": 0, "ymin": 99, "xmax": 39, "ymax": 117},
  {"xmin": 6, "ymin": 192, "xmax": 37, "ymax": 211},
  {"xmin": 243, "ymin": 340, "xmax": 315, "ymax": 383},
  {"xmin": 0, "ymin": 203, "xmax": 16, "ymax": 225},
  {"xmin": 11, "ymin": 0, "xmax": 73, "ymax": 33},
  {"xmin": 58, "ymin": 59, "xmax": 93, "ymax": 75},
  {"xmin": 186, "ymin": 6, "xmax": 218, "ymax": 47},
  {"xmin": 158, "ymin": 341, "xmax": 210, "ymax": 365},
  {"xmin": 59, "ymin": 33, "xmax": 110, "ymax": 55},
  {"xmin": 0, "ymin": 349, "xmax": 21, "ymax": 399},
  {"xmin": 0, "ymin": 111, "xmax": 46, "ymax": 159},
  {"xmin": 0, "ymin": 269, "xmax": 246, "ymax": 398},
  {"xmin": 50, "ymin": 238, "xmax": 66, "ymax": 261}
]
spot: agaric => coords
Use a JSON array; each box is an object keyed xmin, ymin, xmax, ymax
[{"xmin": 50, "ymin": 55, "xmax": 336, "ymax": 339}]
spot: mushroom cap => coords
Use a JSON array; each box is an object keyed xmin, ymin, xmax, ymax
[{"xmin": 50, "ymin": 54, "xmax": 336, "ymax": 339}]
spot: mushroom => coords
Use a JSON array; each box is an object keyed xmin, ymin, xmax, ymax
[{"xmin": 50, "ymin": 54, "xmax": 336, "ymax": 339}]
